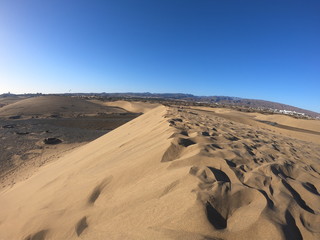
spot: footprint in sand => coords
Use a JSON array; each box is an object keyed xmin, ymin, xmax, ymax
[
  {"xmin": 87, "ymin": 176, "xmax": 112, "ymax": 205},
  {"xmin": 24, "ymin": 229, "xmax": 48, "ymax": 240},
  {"xmin": 75, "ymin": 216, "xmax": 88, "ymax": 236}
]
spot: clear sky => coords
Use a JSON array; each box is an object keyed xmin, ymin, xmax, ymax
[{"xmin": 0, "ymin": 0, "xmax": 319, "ymax": 112}]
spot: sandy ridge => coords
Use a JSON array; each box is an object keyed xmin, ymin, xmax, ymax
[
  {"xmin": 0, "ymin": 105, "xmax": 319, "ymax": 239},
  {"xmin": 91, "ymin": 100, "xmax": 160, "ymax": 113}
]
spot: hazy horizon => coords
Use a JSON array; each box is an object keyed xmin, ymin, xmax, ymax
[{"xmin": 1, "ymin": 0, "xmax": 319, "ymax": 112}]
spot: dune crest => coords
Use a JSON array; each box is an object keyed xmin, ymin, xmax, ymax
[
  {"xmin": 0, "ymin": 106, "xmax": 320, "ymax": 239},
  {"xmin": 92, "ymin": 100, "xmax": 160, "ymax": 113}
]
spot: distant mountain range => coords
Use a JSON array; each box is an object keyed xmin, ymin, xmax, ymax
[{"xmin": 1, "ymin": 92, "xmax": 319, "ymax": 118}]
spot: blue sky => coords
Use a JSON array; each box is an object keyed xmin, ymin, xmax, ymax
[{"xmin": 0, "ymin": 0, "xmax": 319, "ymax": 112}]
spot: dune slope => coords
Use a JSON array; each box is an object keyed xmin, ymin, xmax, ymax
[
  {"xmin": 0, "ymin": 106, "xmax": 320, "ymax": 240},
  {"xmin": 92, "ymin": 100, "xmax": 160, "ymax": 113},
  {"xmin": 0, "ymin": 96, "xmax": 126, "ymax": 118}
]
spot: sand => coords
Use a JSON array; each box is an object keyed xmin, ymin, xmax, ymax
[
  {"xmin": 251, "ymin": 113, "xmax": 320, "ymax": 132},
  {"xmin": 0, "ymin": 96, "xmax": 138, "ymax": 191},
  {"xmin": 191, "ymin": 106, "xmax": 320, "ymax": 144},
  {"xmin": 0, "ymin": 103, "xmax": 319, "ymax": 240},
  {"xmin": 91, "ymin": 100, "xmax": 160, "ymax": 113},
  {"xmin": 0, "ymin": 96, "xmax": 127, "ymax": 118},
  {"xmin": 0, "ymin": 96, "xmax": 29, "ymax": 107}
]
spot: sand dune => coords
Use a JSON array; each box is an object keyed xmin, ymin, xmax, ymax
[
  {"xmin": 0, "ymin": 96, "xmax": 138, "ymax": 189},
  {"xmin": 0, "ymin": 96, "xmax": 126, "ymax": 118},
  {"xmin": 92, "ymin": 100, "xmax": 160, "ymax": 113},
  {"xmin": 190, "ymin": 106, "xmax": 320, "ymax": 144},
  {"xmin": 0, "ymin": 96, "xmax": 29, "ymax": 107},
  {"xmin": 0, "ymin": 105, "xmax": 319, "ymax": 239},
  {"xmin": 251, "ymin": 113, "xmax": 320, "ymax": 132}
]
